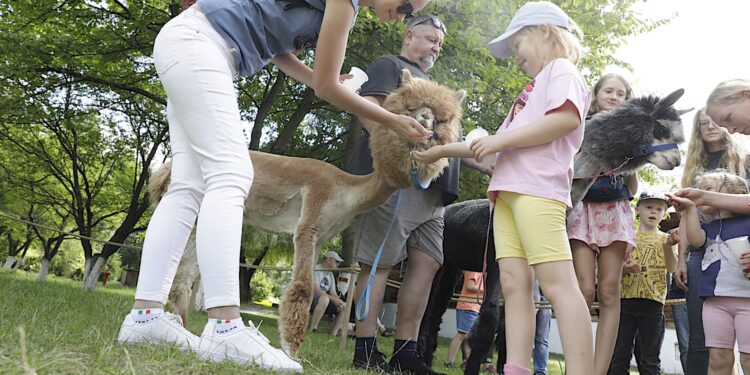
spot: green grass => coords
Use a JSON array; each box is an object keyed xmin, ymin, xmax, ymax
[{"xmin": 0, "ymin": 269, "xmax": 576, "ymax": 374}]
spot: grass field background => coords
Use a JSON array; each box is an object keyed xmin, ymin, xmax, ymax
[{"xmin": 1, "ymin": 269, "xmax": 634, "ymax": 374}]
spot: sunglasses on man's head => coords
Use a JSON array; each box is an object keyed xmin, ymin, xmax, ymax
[
  {"xmin": 396, "ymin": 0, "xmax": 414, "ymax": 19},
  {"xmin": 408, "ymin": 14, "xmax": 448, "ymax": 35}
]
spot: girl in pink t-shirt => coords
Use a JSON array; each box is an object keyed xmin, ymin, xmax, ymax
[
  {"xmin": 414, "ymin": 2, "xmax": 594, "ymax": 374},
  {"xmin": 566, "ymin": 74, "xmax": 638, "ymax": 375}
]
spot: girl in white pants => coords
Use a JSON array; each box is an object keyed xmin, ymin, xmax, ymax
[{"xmin": 117, "ymin": 0, "xmax": 433, "ymax": 372}]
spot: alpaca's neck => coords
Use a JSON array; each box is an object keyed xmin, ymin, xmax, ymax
[{"xmin": 345, "ymin": 171, "xmax": 398, "ymax": 215}]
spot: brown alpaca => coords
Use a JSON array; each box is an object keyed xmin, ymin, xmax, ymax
[{"xmin": 148, "ymin": 70, "xmax": 467, "ymax": 358}]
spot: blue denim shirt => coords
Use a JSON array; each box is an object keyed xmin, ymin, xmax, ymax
[{"xmin": 198, "ymin": 0, "xmax": 358, "ymax": 75}]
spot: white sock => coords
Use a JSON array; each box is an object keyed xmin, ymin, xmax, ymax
[
  {"xmin": 213, "ymin": 318, "xmax": 244, "ymax": 335},
  {"xmin": 131, "ymin": 308, "xmax": 164, "ymax": 324}
]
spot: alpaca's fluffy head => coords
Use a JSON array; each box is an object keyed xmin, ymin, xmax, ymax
[
  {"xmin": 582, "ymin": 89, "xmax": 687, "ymax": 173},
  {"xmin": 571, "ymin": 89, "xmax": 689, "ymax": 204},
  {"xmin": 370, "ymin": 70, "xmax": 466, "ymax": 188},
  {"xmin": 616, "ymin": 89, "xmax": 687, "ymax": 170}
]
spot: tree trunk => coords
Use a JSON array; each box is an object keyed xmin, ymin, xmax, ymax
[
  {"xmin": 245, "ymin": 245, "xmax": 270, "ymax": 301},
  {"xmin": 249, "ymin": 71, "xmax": 287, "ymax": 151},
  {"xmin": 270, "ymin": 88, "xmax": 317, "ymax": 154},
  {"xmin": 82, "ymin": 256, "xmax": 107, "ymax": 291},
  {"xmin": 11, "ymin": 246, "xmax": 30, "ymax": 272},
  {"xmin": 6, "ymin": 234, "xmax": 20, "ymax": 257},
  {"xmin": 343, "ymin": 117, "xmax": 364, "ymax": 167},
  {"xmin": 11, "ymin": 256, "xmax": 24, "ymax": 271},
  {"xmin": 3, "ymin": 256, "xmax": 14, "ymax": 269},
  {"xmin": 82, "ymin": 256, "xmax": 93, "ymax": 282},
  {"xmin": 38, "ymin": 258, "xmax": 51, "ymax": 282}
]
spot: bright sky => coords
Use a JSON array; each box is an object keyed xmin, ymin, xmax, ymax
[{"xmin": 606, "ymin": 0, "xmax": 750, "ymax": 190}]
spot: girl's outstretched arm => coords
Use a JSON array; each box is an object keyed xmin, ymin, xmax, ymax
[
  {"xmin": 673, "ymin": 188, "xmax": 750, "ymax": 214},
  {"xmin": 272, "ymin": 53, "xmax": 314, "ymax": 87},
  {"xmin": 279, "ymin": 0, "xmax": 429, "ymax": 141},
  {"xmin": 470, "ymin": 100, "xmax": 580, "ymax": 161},
  {"xmin": 413, "ymin": 142, "xmax": 474, "ymax": 164},
  {"xmin": 668, "ymin": 194, "xmax": 707, "ymax": 248},
  {"xmin": 272, "ymin": 54, "xmax": 355, "ymax": 91}
]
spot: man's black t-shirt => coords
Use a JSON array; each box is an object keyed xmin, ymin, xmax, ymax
[{"xmin": 345, "ymin": 55, "xmax": 461, "ymax": 205}]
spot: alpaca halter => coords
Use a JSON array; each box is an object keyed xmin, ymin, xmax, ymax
[
  {"xmin": 633, "ymin": 142, "xmax": 680, "ymax": 157},
  {"xmin": 581, "ymin": 141, "xmax": 682, "ymax": 179}
]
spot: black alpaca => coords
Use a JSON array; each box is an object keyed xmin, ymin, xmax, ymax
[{"xmin": 417, "ymin": 199, "xmax": 506, "ymax": 375}]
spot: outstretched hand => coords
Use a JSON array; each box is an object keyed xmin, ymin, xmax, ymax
[
  {"xmin": 392, "ymin": 114, "xmax": 432, "ymax": 142},
  {"xmin": 412, "ymin": 147, "xmax": 443, "ymax": 164},
  {"xmin": 670, "ymin": 188, "xmax": 705, "ymax": 207},
  {"xmin": 665, "ymin": 193, "xmax": 695, "ymax": 212},
  {"xmin": 469, "ymin": 134, "xmax": 504, "ymax": 163}
]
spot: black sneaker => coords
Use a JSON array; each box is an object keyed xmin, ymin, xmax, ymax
[
  {"xmin": 353, "ymin": 349, "xmax": 395, "ymax": 373},
  {"xmin": 389, "ymin": 354, "xmax": 446, "ymax": 375}
]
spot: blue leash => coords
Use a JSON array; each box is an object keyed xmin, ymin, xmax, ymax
[{"xmin": 356, "ymin": 190, "xmax": 403, "ymax": 322}]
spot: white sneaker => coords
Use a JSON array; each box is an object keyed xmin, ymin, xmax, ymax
[
  {"xmin": 117, "ymin": 312, "xmax": 199, "ymax": 351},
  {"xmin": 197, "ymin": 320, "xmax": 303, "ymax": 373}
]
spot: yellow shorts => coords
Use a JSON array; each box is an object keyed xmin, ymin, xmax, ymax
[{"xmin": 493, "ymin": 191, "xmax": 572, "ymax": 265}]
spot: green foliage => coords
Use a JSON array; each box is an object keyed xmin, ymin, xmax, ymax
[
  {"xmin": 267, "ymin": 268, "xmax": 293, "ymax": 302},
  {"xmin": 50, "ymin": 244, "xmax": 85, "ymax": 278},
  {"xmin": 17, "ymin": 249, "xmax": 42, "ymax": 272},
  {"xmin": 638, "ymin": 165, "xmax": 679, "ymax": 191},
  {"xmin": 104, "ymin": 253, "xmax": 123, "ymax": 281},
  {"xmin": 117, "ymin": 231, "xmax": 148, "ymax": 271},
  {"xmin": 0, "ymin": 0, "xmax": 668, "ymax": 274},
  {"xmin": 1, "ymin": 270, "xmax": 586, "ymax": 375},
  {"xmin": 241, "ymin": 226, "xmax": 294, "ymax": 264},
  {"xmin": 118, "ymin": 245, "xmax": 143, "ymax": 271},
  {"xmin": 249, "ymin": 270, "xmax": 275, "ymax": 303},
  {"xmin": 0, "ymin": 238, "xmax": 6, "ymax": 260}
]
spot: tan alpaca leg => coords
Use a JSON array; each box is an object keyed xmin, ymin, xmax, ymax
[
  {"xmin": 168, "ymin": 232, "xmax": 199, "ymax": 327},
  {"xmin": 280, "ymin": 279, "xmax": 313, "ymax": 357},
  {"xmin": 279, "ymin": 225, "xmax": 318, "ymax": 357}
]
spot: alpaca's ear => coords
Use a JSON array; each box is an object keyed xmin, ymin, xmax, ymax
[
  {"xmin": 455, "ymin": 90, "xmax": 467, "ymax": 104},
  {"xmin": 675, "ymin": 107, "xmax": 695, "ymax": 117},
  {"xmin": 401, "ymin": 69, "xmax": 413, "ymax": 83},
  {"xmin": 653, "ymin": 89, "xmax": 684, "ymax": 115}
]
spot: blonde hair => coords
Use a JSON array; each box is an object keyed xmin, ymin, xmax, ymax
[
  {"xmin": 695, "ymin": 170, "xmax": 749, "ymax": 195},
  {"xmin": 707, "ymin": 79, "xmax": 750, "ymax": 113},
  {"xmin": 589, "ymin": 74, "xmax": 633, "ymax": 115},
  {"xmin": 515, "ymin": 20, "xmax": 585, "ymax": 65},
  {"xmin": 681, "ymin": 108, "xmax": 749, "ymax": 188}
]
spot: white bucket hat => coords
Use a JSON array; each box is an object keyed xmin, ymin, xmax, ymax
[
  {"xmin": 323, "ymin": 250, "xmax": 344, "ymax": 262},
  {"xmin": 487, "ymin": 1, "xmax": 571, "ymax": 58}
]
